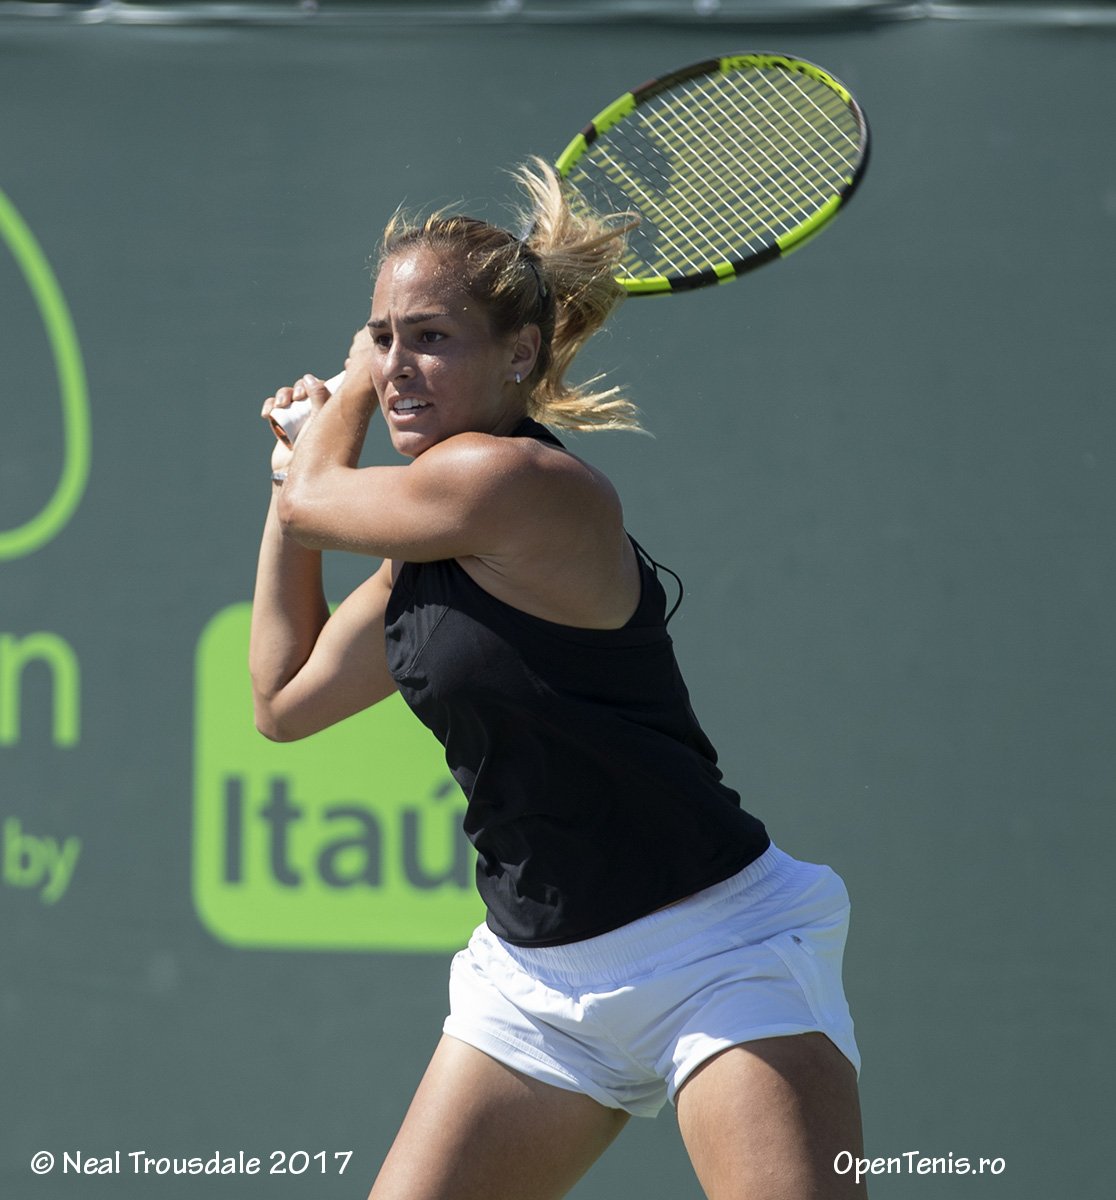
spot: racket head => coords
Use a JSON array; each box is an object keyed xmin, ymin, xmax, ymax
[{"xmin": 555, "ymin": 53, "xmax": 870, "ymax": 296}]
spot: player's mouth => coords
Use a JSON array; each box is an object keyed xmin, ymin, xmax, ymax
[{"xmin": 391, "ymin": 397, "xmax": 431, "ymax": 415}]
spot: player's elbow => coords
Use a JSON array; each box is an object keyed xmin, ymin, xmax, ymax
[
  {"xmin": 254, "ymin": 713, "xmax": 312, "ymax": 744},
  {"xmin": 253, "ymin": 705, "xmax": 293, "ymax": 743},
  {"xmin": 275, "ymin": 479, "xmax": 330, "ymax": 550},
  {"xmin": 255, "ymin": 713, "xmax": 295, "ymax": 743},
  {"xmin": 252, "ymin": 690, "xmax": 310, "ymax": 743}
]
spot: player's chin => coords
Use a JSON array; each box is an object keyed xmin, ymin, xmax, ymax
[{"xmin": 388, "ymin": 426, "xmax": 438, "ymax": 460}]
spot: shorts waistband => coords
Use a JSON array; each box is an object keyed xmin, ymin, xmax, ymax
[{"xmin": 490, "ymin": 844, "xmax": 801, "ymax": 988}]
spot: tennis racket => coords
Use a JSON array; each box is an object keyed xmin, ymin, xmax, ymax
[
  {"xmin": 557, "ymin": 52, "xmax": 870, "ymax": 296},
  {"xmin": 270, "ymin": 52, "xmax": 869, "ymax": 444}
]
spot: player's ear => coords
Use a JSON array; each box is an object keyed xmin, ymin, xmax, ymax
[{"xmin": 510, "ymin": 324, "xmax": 542, "ymax": 381}]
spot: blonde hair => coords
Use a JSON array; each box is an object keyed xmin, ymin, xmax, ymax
[{"xmin": 378, "ymin": 157, "xmax": 642, "ymax": 432}]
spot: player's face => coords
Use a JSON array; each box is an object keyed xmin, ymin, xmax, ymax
[{"xmin": 366, "ymin": 247, "xmax": 527, "ymax": 458}]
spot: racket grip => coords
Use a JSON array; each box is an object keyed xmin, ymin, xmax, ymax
[{"xmin": 268, "ymin": 371, "xmax": 347, "ymax": 446}]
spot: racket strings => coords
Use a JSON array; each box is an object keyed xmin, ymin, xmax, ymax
[
  {"xmin": 567, "ymin": 99, "xmax": 738, "ymax": 275},
  {"xmin": 663, "ymin": 77, "xmax": 846, "ymax": 248},
  {"xmin": 643, "ymin": 89, "xmax": 816, "ymax": 253},
  {"xmin": 571, "ymin": 143, "xmax": 731, "ymax": 279},
  {"xmin": 642, "ymin": 98, "xmax": 786, "ymax": 236},
  {"xmin": 565, "ymin": 63, "xmax": 863, "ymax": 282},
  {"xmin": 709, "ymin": 76, "xmax": 856, "ymax": 206},
  {"xmin": 639, "ymin": 71, "xmax": 856, "ymax": 259},
  {"xmin": 679, "ymin": 70, "xmax": 860, "ymax": 203},
  {"xmin": 735, "ymin": 71, "xmax": 859, "ymax": 192},
  {"xmin": 569, "ymin": 132, "xmax": 756, "ymax": 281}
]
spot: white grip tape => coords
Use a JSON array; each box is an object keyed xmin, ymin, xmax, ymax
[{"xmin": 268, "ymin": 371, "xmax": 347, "ymax": 445}]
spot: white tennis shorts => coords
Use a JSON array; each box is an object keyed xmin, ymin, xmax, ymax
[{"xmin": 443, "ymin": 844, "xmax": 860, "ymax": 1117}]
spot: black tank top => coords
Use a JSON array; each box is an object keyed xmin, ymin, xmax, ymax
[{"xmin": 384, "ymin": 419, "xmax": 769, "ymax": 946}]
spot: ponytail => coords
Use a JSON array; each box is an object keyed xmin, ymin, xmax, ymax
[{"xmin": 514, "ymin": 158, "xmax": 642, "ymax": 432}]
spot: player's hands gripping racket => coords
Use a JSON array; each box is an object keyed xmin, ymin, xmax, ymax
[{"xmin": 269, "ymin": 52, "xmax": 869, "ymax": 444}]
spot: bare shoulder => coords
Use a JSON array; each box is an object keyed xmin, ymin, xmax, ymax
[
  {"xmin": 413, "ymin": 430, "xmax": 623, "ymax": 528},
  {"xmin": 428, "ymin": 432, "xmax": 637, "ymax": 629},
  {"xmin": 418, "ymin": 429, "xmax": 608, "ymax": 481}
]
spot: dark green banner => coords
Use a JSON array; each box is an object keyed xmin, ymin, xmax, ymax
[{"xmin": 2, "ymin": 14, "xmax": 1113, "ymax": 1199}]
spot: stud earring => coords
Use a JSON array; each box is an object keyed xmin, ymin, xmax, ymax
[{"xmin": 514, "ymin": 372, "xmax": 522, "ymax": 385}]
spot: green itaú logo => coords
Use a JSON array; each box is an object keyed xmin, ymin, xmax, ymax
[
  {"xmin": 192, "ymin": 605, "xmax": 484, "ymax": 952},
  {"xmin": 0, "ymin": 188, "xmax": 90, "ymax": 561}
]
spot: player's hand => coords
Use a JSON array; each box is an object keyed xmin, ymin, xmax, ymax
[
  {"xmin": 262, "ymin": 374, "xmax": 323, "ymax": 471},
  {"xmin": 270, "ymin": 428, "xmax": 294, "ymax": 474}
]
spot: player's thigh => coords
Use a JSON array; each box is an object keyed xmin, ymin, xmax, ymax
[
  {"xmin": 675, "ymin": 1032, "xmax": 867, "ymax": 1200},
  {"xmin": 368, "ymin": 1035, "xmax": 630, "ymax": 1200}
]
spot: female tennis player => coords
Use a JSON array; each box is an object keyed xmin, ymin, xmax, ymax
[{"xmin": 250, "ymin": 160, "xmax": 867, "ymax": 1200}]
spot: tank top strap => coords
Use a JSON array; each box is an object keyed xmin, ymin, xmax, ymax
[
  {"xmin": 507, "ymin": 416, "xmax": 565, "ymax": 448},
  {"xmin": 629, "ymin": 536, "xmax": 685, "ymax": 625}
]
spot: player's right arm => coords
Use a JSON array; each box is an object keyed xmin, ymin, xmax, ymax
[{"xmin": 249, "ymin": 490, "xmax": 398, "ymax": 742}]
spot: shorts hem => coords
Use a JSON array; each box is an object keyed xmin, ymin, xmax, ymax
[
  {"xmin": 669, "ymin": 1025, "xmax": 862, "ymax": 1106},
  {"xmin": 441, "ymin": 1019, "xmax": 636, "ymax": 1115}
]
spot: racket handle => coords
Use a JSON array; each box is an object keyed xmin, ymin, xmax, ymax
[{"xmin": 268, "ymin": 371, "xmax": 347, "ymax": 446}]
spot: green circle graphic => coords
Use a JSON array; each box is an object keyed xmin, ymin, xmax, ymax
[{"xmin": 0, "ymin": 187, "xmax": 90, "ymax": 561}]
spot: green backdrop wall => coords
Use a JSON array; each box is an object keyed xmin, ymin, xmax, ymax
[{"xmin": 3, "ymin": 8, "xmax": 1114, "ymax": 1198}]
